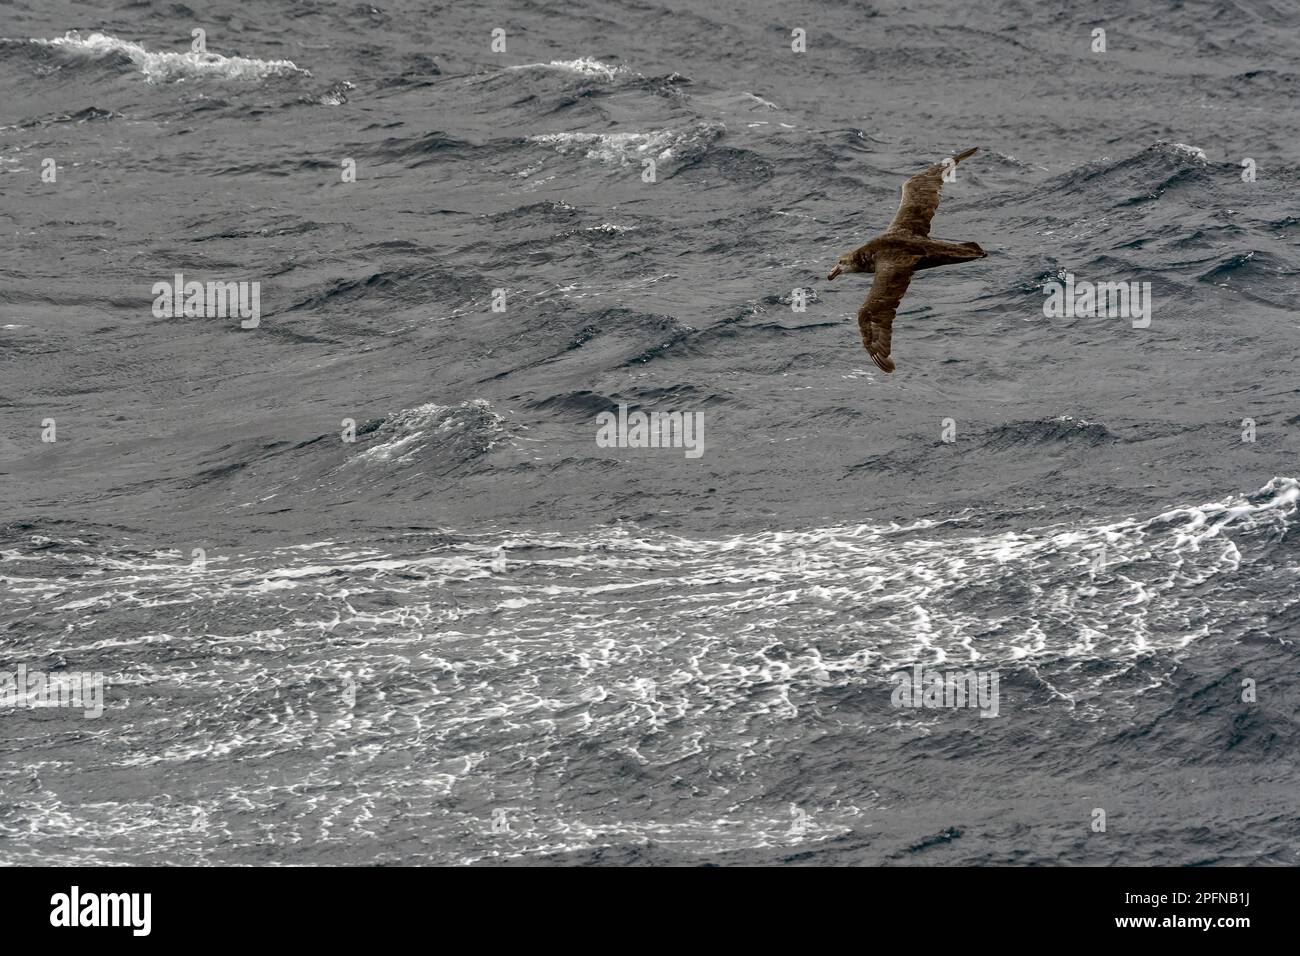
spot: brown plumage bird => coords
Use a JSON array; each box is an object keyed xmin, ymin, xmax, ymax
[{"xmin": 826, "ymin": 147, "xmax": 986, "ymax": 372}]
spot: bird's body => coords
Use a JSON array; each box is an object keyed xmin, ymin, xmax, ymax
[{"xmin": 827, "ymin": 147, "xmax": 985, "ymax": 372}]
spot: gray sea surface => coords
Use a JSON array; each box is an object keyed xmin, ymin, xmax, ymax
[{"xmin": 1, "ymin": 0, "xmax": 1298, "ymax": 865}]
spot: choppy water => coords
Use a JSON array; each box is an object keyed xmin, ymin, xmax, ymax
[{"xmin": 1, "ymin": 0, "xmax": 1298, "ymax": 865}]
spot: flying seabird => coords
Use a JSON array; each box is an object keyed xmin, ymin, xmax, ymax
[{"xmin": 826, "ymin": 146, "xmax": 986, "ymax": 372}]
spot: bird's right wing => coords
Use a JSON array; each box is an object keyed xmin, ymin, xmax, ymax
[
  {"xmin": 857, "ymin": 255, "xmax": 918, "ymax": 373},
  {"xmin": 887, "ymin": 146, "xmax": 978, "ymax": 237}
]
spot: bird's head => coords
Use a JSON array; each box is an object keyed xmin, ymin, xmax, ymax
[{"xmin": 827, "ymin": 250, "xmax": 871, "ymax": 280}]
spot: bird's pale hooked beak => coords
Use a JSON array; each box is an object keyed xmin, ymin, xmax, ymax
[{"xmin": 827, "ymin": 265, "xmax": 842, "ymax": 280}]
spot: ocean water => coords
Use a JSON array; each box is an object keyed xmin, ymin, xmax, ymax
[{"xmin": 1, "ymin": 0, "xmax": 1298, "ymax": 865}]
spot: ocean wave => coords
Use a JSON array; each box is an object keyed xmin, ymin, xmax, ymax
[
  {"xmin": 309, "ymin": 80, "xmax": 355, "ymax": 106},
  {"xmin": 526, "ymin": 122, "xmax": 725, "ymax": 167},
  {"xmin": 4, "ymin": 479, "xmax": 1294, "ymax": 862},
  {"xmin": 7, "ymin": 477, "xmax": 1295, "ymax": 678},
  {"xmin": 29, "ymin": 31, "xmax": 308, "ymax": 82},
  {"xmin": 352, "ymin": 400, "xmax": 507, "ymax": 465},
  {"xmin": 981, "ymin": 416, "xmax": 1120, "ymax": 450},
  {"xmin": 1038, "ymin": 140, "xmax": 1218, "ymax": 208},
  {"xmin": 1151, "ymin": 140, "xmax": 1209, "ymax": 163},
  {"xmin": 510, "ymin": 57, "xmax": 628, "ymax": 80}
]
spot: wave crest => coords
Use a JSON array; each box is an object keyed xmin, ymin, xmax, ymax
[
  {"xmin": 510, "ymin": 57, "xmax": 627, "ymax": 80},
  {"xmin": 526, "ymin": 122, "xmax": 724, "ymax": 167},
  {"xmin": 352, "ymin": 400, "xmax": 507, "ymax": 466},
  {"xmin": 31, "ymin": 31, "xmax": 308, "ymax": 82}
]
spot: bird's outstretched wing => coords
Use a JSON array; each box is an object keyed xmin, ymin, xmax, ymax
[
  {"xmin": 887, "ymin": 146, "xmax": 978, "ymax": 237},
  {"xmin": 857, "ymin": 255, "xmax": 919, "ymax": 373}
]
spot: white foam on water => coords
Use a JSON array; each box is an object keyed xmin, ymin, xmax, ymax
[
  {"xmin": 1150, "ymin": 140, "xmax": 1208, "ymax": 163},
  {"xmin": 351, "ymin": 399, "xmax": 506, "ymax": 464},
  {"xmin": 30, "ymin": 31, "xmax": 307, "ymax": 82},
  {"xmin": 510, "ymin": 57, "xmax": 627, "ymax": 80},
  {"xmin": 3, "ymin": 478, "xmax": 1295, "ymax": 862},
  {"xmin": 526, "ymin": 122, "xmax": 724, "ymax": 166},
  {"xmin": 1171, "ymin": 143, "xmax": 1208, "ymax": 162}
]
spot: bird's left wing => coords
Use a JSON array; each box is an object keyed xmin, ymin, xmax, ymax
[{"xmin": 857, "ymin": 254, "xmax": 919, "ymax": 373}]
